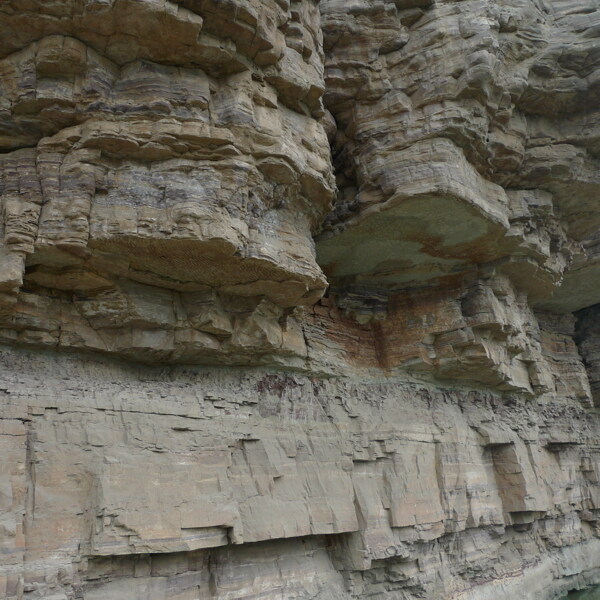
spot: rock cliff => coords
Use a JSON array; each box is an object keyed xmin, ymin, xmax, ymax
[{"xmin": 1, "ymin": 1, "xmax": 599, "ymax": 599}]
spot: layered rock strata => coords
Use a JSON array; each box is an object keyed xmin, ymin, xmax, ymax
[
  {"xmin": 1, "ymin": 1, "xmax": 600, "ymax": 599},
  {"xmin": 0, "ymin": 0, "xmax": 334, "ymax": 364},
  {"xmin": 2, "ymin": 348, "xmax": 600, "ymax": 600}
]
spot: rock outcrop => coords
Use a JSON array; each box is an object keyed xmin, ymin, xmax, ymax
[
  {"xmin": 0, "ymin": 0, "xmax": 334, "ymax": 365},
  {"xmin": 1, "ymin": 1, "xmax": 599, "ymax": 599}
]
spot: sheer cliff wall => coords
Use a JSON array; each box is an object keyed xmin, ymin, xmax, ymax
[{"xmin": 1, "ymin": 1, "xmax": 600, "ymax": 599}]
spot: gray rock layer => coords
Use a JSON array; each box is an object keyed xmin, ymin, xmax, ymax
[{"xmin": 0, "ymin": 1, "xmax": 599, "ymax": 599}]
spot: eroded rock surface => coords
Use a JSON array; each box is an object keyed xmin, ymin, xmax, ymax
[
  {"xmin": 1, "ymin": 1, "xmax": 600, "ymax": 599},
  {"xmin": 0, "ymin": 0, "xmax": 334, "ymax": 364}
]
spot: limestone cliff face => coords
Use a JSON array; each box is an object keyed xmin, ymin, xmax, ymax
[
  {"xmin": 0, "ymin": 0, "xmax": 334, "ymax": 365},
  {"xmin": 0, "ymin": 1, "xmax": 599, "ymax": 599}
]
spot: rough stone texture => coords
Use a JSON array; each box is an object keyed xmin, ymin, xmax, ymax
[
  {"xmin": 1, "ymin": 1, "xmax": 600, "ymax": 599},
  {"xmin": 0, "ymin": 0, "xmax": 334, "ymax": 365},
  {"xmin": 2, "ymin": 348, "xmax": 600, "ymax": 600},
  {"xmin": 319, "ymin": 0, "xmax": 599, "ymax": 296}
]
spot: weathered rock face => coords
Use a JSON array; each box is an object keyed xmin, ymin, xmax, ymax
[
  {"xmin": 318, "ymin": 0, "xmax": 600, "ymax": 390},
  {"xmin": 0, "ymin": 0, "xmax": 335, "ymax": 364},
  {"xmin": 1, "ymin": 1, "xmax": 599, "ymax": 599}
]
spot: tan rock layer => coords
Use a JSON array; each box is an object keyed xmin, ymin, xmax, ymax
[{"xmin": 1, "ymin": 347, "xmax": 600, "ymax": 599}]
